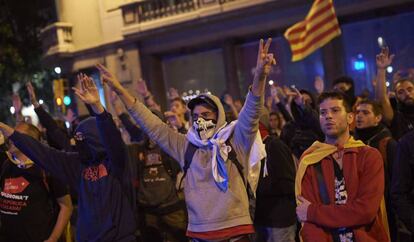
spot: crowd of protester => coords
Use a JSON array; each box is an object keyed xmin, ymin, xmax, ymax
[{"xmin": 0, "ymin": 39, "xmax": 413, "ymax": 242}]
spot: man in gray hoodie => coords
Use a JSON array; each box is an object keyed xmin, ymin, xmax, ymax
[{"xmin": 97, "ymin": 38, "xmax": 275, "ymax": 241}]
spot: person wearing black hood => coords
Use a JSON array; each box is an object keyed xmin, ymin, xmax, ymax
[
  {"xmin": 280, "ymin": 88, "xmax": 324, "ymax": 160},
  {"xmin": 354, "ymin": 99, "xmax": 398, "ymax": 241},
  {"xmin": 0, "ymin": 74, "xmax": 137, "ymax": 242},
  {"xmin": 375, "ymin": 47, "xmax": 414, "ymax": 140}
]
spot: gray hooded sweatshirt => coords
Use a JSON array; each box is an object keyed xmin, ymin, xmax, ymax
[{"xmin": 127, "ymin": 91, "xmax": 263, "ymax": 233}]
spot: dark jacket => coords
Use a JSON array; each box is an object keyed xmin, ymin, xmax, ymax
[
  {"xmin": 34, "ymin": 105, "xmax": 73, "ymax": 151},
  {"xmin": 355, "ymin": 124, "xmax": 398, "ymax": 241},
  {"xmin": 301, "ymin": 146, "xmax": 388, "ymax": 242},
  {"xmin": 254, "ymin": 136, "xmax": 296, "ymax": 228},
  {"xmin": 10, "ymin": 111, "xmax": 136, "ymax": 242},
  {"xmin": 390, "ymin": 103, "xmax": 414, "ymax": 140},
  {"xmin": 280, "ymin": 102, "xmax": 324, "ymax": 159},
  {"xmin": 391, "ymin": 130, "xmax": 414, "ymax": 235}
]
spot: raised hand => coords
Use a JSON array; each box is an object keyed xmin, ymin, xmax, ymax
[
  {"xmin": 223, "ymin": 94, "xmax": 234, "ymax": 106},
  {"xmin": 255, "ymin": 38, "xmax": 276, "ymax": 79},
  {"xmin": 96, "ymin": 64, "xmax": 136, "ymax": 109},
  {"xmin": 167, "ymin": 87, "xmax": 180, "ymax": 100},
  {"xmin": 73, "ymin": 73, "xmax": 104, "ymax": 114},
  {"xmin": 164, "ymin": 111, "xmax": 183, "ymax": 129},
  {"xmin": 110, "ymin": 91, "xmax": 124, "ymax": 116},
  {"xmin": 135, "ymin": 78, "xmax": 149, "ymax": 97},
  {"xmin": 252, "ymin": 38, "xmax": 277, "ymax": 97},
  {"xmin": 96, "ymin": 63, "xmax": 123, "ymax": 93},
  {"xmin": 270, "ymin": 85, "xmax": 280, "ymax": 104},
  {"xmin": 292, "ymin": 87, "xmax": 304, "ymax": 106},
  {"xmin": 376, "ymin": 47, "xmax": 394, "ymax": 70},
  {"xmin": 26, "ymin": 82, "xmax": 40, "ymax": 108}
]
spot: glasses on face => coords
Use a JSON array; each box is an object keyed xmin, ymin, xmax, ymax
[{"xmin": 192, "ymin": 111, "xmax": 215, "ymax": 121}]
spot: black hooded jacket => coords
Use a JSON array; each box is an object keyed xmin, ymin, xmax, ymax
[
  {"xmin": 9, "ymin": 111, "xmax": 137, "ymax": 242},
  {"xmin": 280, "ymin": 91, "xmax": 324, "ymax": 159}
]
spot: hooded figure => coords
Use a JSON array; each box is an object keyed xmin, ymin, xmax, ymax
[
  {"xmin": 8, "ymin": 111, "xmax": 137, "ymax": 242},
  {"xmin": 281, "ymin": 89, "xmax": 324, "ymax": 159},
  {"xmin": 126, "ymin": 90, "xmax": 266, "ymax": 240},
  {"xmin": 74, "ymin": 117, "xmax": 107, "ymax": 163}
]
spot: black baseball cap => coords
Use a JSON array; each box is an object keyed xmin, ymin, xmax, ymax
[{"xmin": 187, "ymin": 95, "xmax": 218, "ymax": 112}]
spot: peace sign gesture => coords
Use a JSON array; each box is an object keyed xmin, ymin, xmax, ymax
[
  {"xmin": 255, "ymin": 38, "xmax": 276, "ymax": 79},
  {"xmin": 252, "ymin": 38, "xmax": 276, "ymax": 96}
]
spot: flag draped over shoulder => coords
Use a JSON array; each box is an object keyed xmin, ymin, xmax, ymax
[{"xmin": 284, "ymin": 0, "xmax": 341, "ymax": 62}]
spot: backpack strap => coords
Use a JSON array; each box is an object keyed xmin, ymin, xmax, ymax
[
  {"xmin": 314, "ymin": 161, "xmax": 341, "ymax": 242},
  {"xmin": 314, "ymin": 162, "xmax": 329, "ymax": 204},
  {"xmin": 178, "ymin": 142, "xmax": 198, "ymax": 189},
  {"xmin": 225, "ymin": 135, "xmax": 247, "ymax": 187},
  {"xmin": 179, "ymin": 132, "xmax": 245, "ymax": 189}
]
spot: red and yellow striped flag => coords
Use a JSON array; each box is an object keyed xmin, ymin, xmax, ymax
[{"xmin": 284, "ymin": 0, "xmax": 341, "ymax": 62}]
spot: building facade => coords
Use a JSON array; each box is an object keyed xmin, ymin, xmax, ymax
[{"xmin": 40, "ymin": 0, "xmax": 414, "ymax": 114}]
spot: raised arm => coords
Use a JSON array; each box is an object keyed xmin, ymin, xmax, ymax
[
  {"xmin": 234, "ymin": 38, "xmax": 276, "ymax": 150},
  {"xmin": 111, "ymin": 92, "xmax": 145, "ymax": 142},
  {"xmin": 27, "ymin": 82, "xmax": 72, "ymax": 151},
  {"xmin": 73, "ymin": 73, "xmax": 127, "ymax": 179},
  {"xmin": 136, "ymin": 78, "xmax": 161, "ymax": 112},
  {"xmin": 271, "ymin": 85, "xmax": 293, "ymax": 122},
  {"xmin": 0, "ymin": 122, "xmax": 81, "ymax": 190},
  {"xmin": 375, "ymin": 47, "xmax": 395, "ymax": 125},
  {"xmin": 96, "ymin": 64, "xmax": 187, "ymax": 167}
]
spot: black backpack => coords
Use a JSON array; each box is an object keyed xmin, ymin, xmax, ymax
[{"xmin": 135, "ymin": 146, "xmax": 181, "ymax": 209}]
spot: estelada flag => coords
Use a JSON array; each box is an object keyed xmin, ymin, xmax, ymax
[{"xmin": 284, "ymin": 0, "xmax": 341, "ymax": 62}]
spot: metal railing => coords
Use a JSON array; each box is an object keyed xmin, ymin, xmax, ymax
[{"xmin": 121, "ymin": 0, "xmax": 246, "ymax": 25}]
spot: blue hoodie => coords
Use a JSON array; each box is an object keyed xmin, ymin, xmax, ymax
[{"xmin": 10, "ymin": 111, "xmax": 136, "ymax": 242}]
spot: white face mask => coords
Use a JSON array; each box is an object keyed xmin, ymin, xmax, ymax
[{"xmin": 193, "ymin": 117, "xmax": 216, "ymax": 140}]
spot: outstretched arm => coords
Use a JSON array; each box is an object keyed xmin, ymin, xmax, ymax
[
  {"xmin": 111, "ymin": 92, "xmax": 145, "ymax": 142},
  {"xmin": 73, "ymin": 74, "xmax": 127, "ymax": 179},
  {"xmin": 375, "ymin": 47, "xmax": 395, "ymax": 125},
  {"xmin": 235, "ymin": 38, "xmax": 276, "ymax": 151},
  {"xmin": 0, "ymin": 122, "xmax": 81, "ymax": 190},
  {"xmin": 96, "ymin": 64, "xmax": 187, "ymax": 167},
  {"xmin": 27, "ymin": 82, "xmax": 72, "ymax": 151}
]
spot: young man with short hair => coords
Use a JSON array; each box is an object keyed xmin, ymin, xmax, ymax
[
  {"xmin": 354, "ymin": 99, "xmax": 398, "ymax": 241},
  {"xmin": 296, "ymin": 92, "xmax": 389, "ymax": 242}
]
